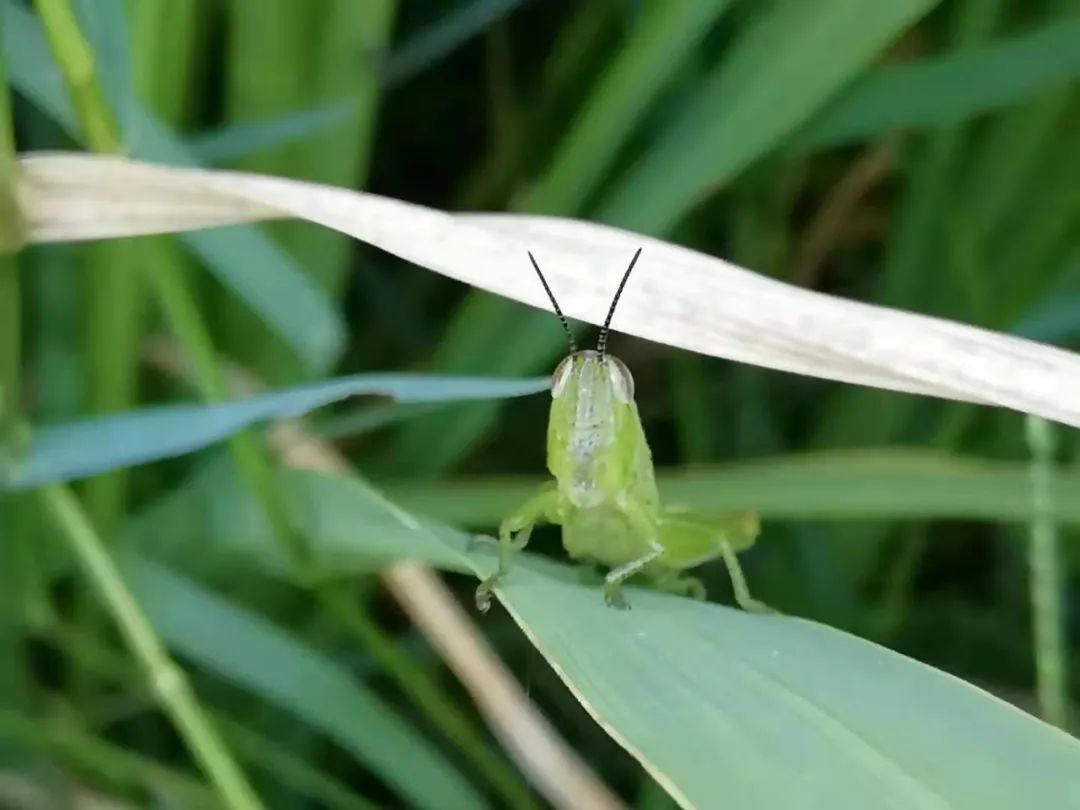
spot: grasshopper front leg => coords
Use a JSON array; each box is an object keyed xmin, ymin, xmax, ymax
[{"xmin": 475, "ymin": 485, "xmax": 559, "ymax": 612}]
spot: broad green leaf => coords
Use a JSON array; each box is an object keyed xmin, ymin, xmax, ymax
[
  {"xmin": 3, "ymin": 373, "xmax": 547, "ymax": 488},
  {"xmin": 494, "ymin": 555, "xmax": 1080, "ymax": 809},
  {"xmin": 596, "ymin": 0, "xmax": 940, "ymax": 234},
  {"xmin": 0, "ymin": 3, "xmax": 344, "ymax": 370},
  {"xmin": 380, "ymin": 448, "xmax": 1080, "ymax": 528},
  {"xmin": 796, "ymin": 17, "xmax": 1080, "ymax": 150},
  {"xmin": 120, "ymin": 556, "xmax": 486, "ymax": 810},
  {"xmin": 130, "ymin": 462, "xmax": 1080, "ymax": 809}
]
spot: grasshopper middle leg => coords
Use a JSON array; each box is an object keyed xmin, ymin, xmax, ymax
[{"xmin": 602, "ymin": 542, "xmax": 664, "ymax": 610}]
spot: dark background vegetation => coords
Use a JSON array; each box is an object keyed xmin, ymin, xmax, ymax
[{"xmin": 1, "ymin": 0, "xmax": 1079, "ymax": 807}]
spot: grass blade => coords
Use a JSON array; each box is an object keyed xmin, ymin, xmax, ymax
[
  {"xmin": 188, "ymin": 101, "xmax": 360, "ymax": 165},
  {"xmin": 519, "ymin": 0, "xmax": 736, "ymax": 215},
  {"xmin": 5, "ymin": 373, "xmax": 547, "ymax": 488},
  {"xmin": 39, "ymin": 483, "xmax": 264, "ymax": 810},
  {"xmin": 121, "ymin": 555, "xmax": 488, "ymax": 810},
  {"xmin": 796, "ymin": 17, "xmax": 1080, "ymax": 150},
  {"xmin": 2, "ymin": 2, "xmax": 345, "ymax": 371},
  {"xmin": 1025, "ymin": 416, "xmax": 1069, "ymax": 727},
  {"xmin": 14, "ymin": 152, "xmax": 1080, "ymax": 428},
  {"xmin": 596, "ymin": 0, "xmax": 940, "ymax": 233},
  {"xmin": 382, "ymin": 0, "xmax": 526, "ymax": 87},
  {"xmin": 381, "ymin": 449, "xmax": 1080, "ymax": 528}
]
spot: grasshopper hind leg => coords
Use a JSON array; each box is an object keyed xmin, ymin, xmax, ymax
[{"xmin": 719, "ymin": 540, "xmax": 776, "ymax": 614}]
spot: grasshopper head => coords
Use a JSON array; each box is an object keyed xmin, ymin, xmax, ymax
[
  {"xmin": 547, "ymin": 350, "xmax": 637, "ymax": 506},
  {"xmin": 525, "ymin": 247, "xmax": 646, "ymax": 507},
  {"xmin": 550, "ymin": 350, "xmax": 633, "ymax": 403}
]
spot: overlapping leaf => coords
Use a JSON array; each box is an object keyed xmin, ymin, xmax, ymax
[{"xmin": 14, "ymin": 153, "xmax": 1080, "ymax": 428}]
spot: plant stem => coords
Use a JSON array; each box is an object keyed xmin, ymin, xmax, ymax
[
  {"xmin": 32, "ymin": 0, "xmax": 122, "ymax": 152},
  {"xmin": 33, "ymin": 0, "xmax": 138, "ymax": 536},
  {"xmin": 1025, "ymin": 415, "xmax": 1069, "ymax": 728},
  {"xmin": 39, "ymin": 484, "xmax": 265, "ymax": 810},
  {"xmin": 0, "ymin": 25, "xmax": 32, "ymax": 714},
  {"xmin": 0, "ymin": 24, "xmax": 23, "ymax": 472}
]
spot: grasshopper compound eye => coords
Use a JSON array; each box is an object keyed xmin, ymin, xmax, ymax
[
  {"xmin": 605, "ymin": 355, "xmax": 634, "ymax": 403},
  {"xmin": 551, "ymin": 354, "xmax": 574, "ymax": 398}
]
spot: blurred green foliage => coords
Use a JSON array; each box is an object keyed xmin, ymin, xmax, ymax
[{"xmin": 1, "ymin": 0, "xmax": 1079, "ymax": 806}]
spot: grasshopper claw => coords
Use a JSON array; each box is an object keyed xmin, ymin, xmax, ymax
[
  {"xmin": 475, "ymin": 577, "xmax": 497, "ymax": 613},
  {"xmin": 603, "ymin": 584, "xmax": 631, "ymax": 611}
]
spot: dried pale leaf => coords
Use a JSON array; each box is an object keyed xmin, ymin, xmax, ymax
[{"xmin": 16, "ymin": 152, "xmax": 1080, "ymax": 427}]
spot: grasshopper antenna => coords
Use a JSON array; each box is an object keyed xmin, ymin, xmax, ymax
[
  {"xmin": 528, "ymin": 251, "xmax": 578, "ymax": 354},
  {"xmin": 597, "ymin": 247, "xmax": 642, "ymax": 359}
]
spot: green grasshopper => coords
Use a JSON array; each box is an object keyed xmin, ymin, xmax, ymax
[{"xmin": 475, "ymin": 249, "xmax": 770, "ymax": 612}]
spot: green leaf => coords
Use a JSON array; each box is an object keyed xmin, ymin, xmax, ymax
[
  {"xmin": 381, "ymin": 449, "xmax": 1080, "ymax": 528},
  {"xmin": 132, "ymin": 462, "xmax": 1080, "ymax": 809},
  {"xmin": 125, "ymin": 455, "xmax": 471, "ymax": 578},
  {"xmin": 120, "ymin": 555, "xmax": 487, "ymax": 810},
  {"xmin": 376, "ymin": 293, "xmax": 572, "ymax": 475},
  {"xmin": 4, "ymin": 373, "xmax": 547, "ymax": 488},
  {"xmin": 596, "ymin": 0, "xmax": 940, "ymax": 234},
  {"xmin": 494, "ymin": 555, "xmax": 1080, "ymax": 809},
  {"xmin": 796, "ymin": 17, "xmax": 1080, "ymax": 150},
  {"xmin": 0, "ymin": 3, "xmax": 344, "ymax": 371}
]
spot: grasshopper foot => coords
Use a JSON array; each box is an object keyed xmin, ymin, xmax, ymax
[
  {"xmin": 736, "ymin": 594, "xmax": 778, "ymax": 615},
  {"xmin": 654, "ymin": 573, "xmax": 706, "ymax": 601},
  {"xmin": 683, "ymin": 577, "xmax": 707, "ymax": 601},
  {"xmin": 603, "ymin": 583, "xmax": 631, "ymax": 611},
  {"xmin": 475, "ymin": 576, "xmax": 499, "ymax": 613}
]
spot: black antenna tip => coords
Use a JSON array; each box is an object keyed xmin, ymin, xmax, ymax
[{"xmin": 597, "ymin": 248, "xmax": 642, "ymax": 359}]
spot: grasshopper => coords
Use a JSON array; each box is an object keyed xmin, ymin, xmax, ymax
[{"xmin": 476, "ymin": 249, "xmax": 770, "ymax": 612}]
